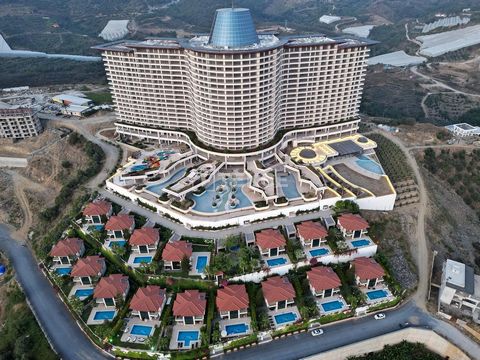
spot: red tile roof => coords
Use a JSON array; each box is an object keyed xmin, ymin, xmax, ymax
[
  {"xmin": 129, "ymin": 285, "xmax": 166, "ymax": 312},
  {"xmin": 94, "ymin": 274, "xmax": 129, "ymax": 299},
  {"xmin": 216, "ymin": 284, "xmax": 249, "ymax": 312},
  {"xmin": 262, "ymin": 276, "xmax": 296, "ymax": 304},
  {"xmin": 307, "ymin": 266, "xmax": 341, "ymax": 292},
  {"xmin": 82, "ymin": 200, "xmax": 112, "ymax": 216},
  {"xmin": 296, "ymin": 221, "xmax": 328, "ymax": 240},
  {"xmin": 129, "ymin": 227, "xmax": 159, "ymax": 246},
  {"xmin": 162, "ymin": 240, "xmax": 192, "ymax": 262},
  {"xmin": 50, "ymin": 238, "xmax": 83, "ymax": 257},
  {"xmin": 353, "ymin": 257, "xmax": 385, "ymax": 281},
  {"xmin": 173, "ymin": 290, "xmax": 206, "ymax": 317},
  {"xmin": 337, "ymin": 213, "xmax": 369, "ymax": 232},
  {"xmin": 104, "ymin": 215, "xmax": 134, "ymax": 231},
  {"xmin": 71, "ymin": 256, "xmax": 105, "ymax": 277},
  {"xmin": 255, "ymin": 229, "xmax": 286, "ymax": 250}
]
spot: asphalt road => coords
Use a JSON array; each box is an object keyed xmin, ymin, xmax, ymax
[{"xmin": 0, "ymin": 224, "xmax": 111, "ymax": 360}]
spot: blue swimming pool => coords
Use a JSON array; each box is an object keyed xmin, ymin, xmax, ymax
[
  {"xmin": 88, "ymin": 224, "xmax": 104, "ymax": 232},
  {"xmin": 367, "ymin": 289, "xmax": 389, "ymax": 300},
  {"xmin": 321, "ymin": 300, "xmax": 344, "ymax": 312},
  {"xmin": 131, "ymin": 325, "xmax": 153, "ymax": 336},
  {"xmin": 188, "ymin": 178, "xmax": 252, "ymax": 213},
  {"xmin": 356, "ymin": 155, "xmax": 384, "ymax": 175},
  {"xmin": 56, "ymin": 267, "xmax": 71, "ymax": 275},
  {"xmin": 146, "ymin": 168, "xmax": 187, "ymax": 195},
  {"xmin": 74, "ymin": 288, "xmax": 94, "ymax": 298},
  {"xmin": 274, "ymin": 312, "xmax": 297, "ymax": 325},
  {"xmin": 93, "ymin": 310, "xmax": 116, "ymax": 321},
  {"xmin": 351, "ymin": 239, "xmax": 370, "ymax": 247},
  {"xmin": 177, "ymin": 330, "xmax": 199, "ymax": 347},
  {"xmin": 279, "ymin": 173, "xmax": 301, "ymax": 200},
  {"xmin": 195, "ymin": 256, "xmax": 208, "ymax": 273},
  {"xmin": 309, "ymin": 248, "xmax": 329, "ymax": 257},
  {"xmin": 266, "ymin": 257, "xmax": 287, "ymax": 267},
  {"xmin": 131, "ymin": 164, "xmax": 148, "ymax": 172},
  {"xmin": 133, "ymin": 256, "xmax": 152, "ymax": 264},
  {"xmin": 109, "ymin": 240, "xmax": 127, "ymax": 248},
  {"xmin": 225, "ymin": 323, "xmax": 249, "ymax": 335}
]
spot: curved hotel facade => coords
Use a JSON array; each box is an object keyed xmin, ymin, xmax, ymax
[{"xmin": 96, "ymin": 8, "xmax": 373, "ymax": 152}]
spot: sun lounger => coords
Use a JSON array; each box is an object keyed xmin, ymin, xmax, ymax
[{"xmin": 138, "ymin": 338, "xmax": 145, "ymax": 343}]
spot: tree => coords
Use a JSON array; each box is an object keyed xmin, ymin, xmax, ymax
[
  {"xmin": 181, "ymin": 255, "xmax": 190, "ymax": 275},
  {"xmin": 69, "ymin": 296, "xmax": 84, "ymax": 316}
]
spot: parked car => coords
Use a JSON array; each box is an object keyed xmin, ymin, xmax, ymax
[
  {"xmin": 311, "ymin": 328, "xmax": 324, "ymax": 336},
  {"xmin": 399, "ymin": 322, "xmax": 410, "ymax": 328},
  {"xmin": 374, "ymin": 313, "xmax": 386, "ymax": 320}
]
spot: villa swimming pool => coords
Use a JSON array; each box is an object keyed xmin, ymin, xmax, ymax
[
  {"xmin": 309, "ymin": 248, "xmax": 329, "ymax": 257},
  {"xmin": 108, "ymin": 240, "xmax": 127, "ymax": 248},
  {"xmin": 225, "ymin": 323, "xmax": 249, "ymax": 335},
  {"xmin": 350, "ymin": 239, "xmax": 371, "ymax": 248},
  {"xmin": 146, "ymin": 168, "xmax": 187, "ymax": 195},
  {"xmin": 366, "ymin": 289, "xmax": 389, "ymax": 301},
  {"xmin": 189, "ymin": 178, "xmax": 252, "ymax": 213},
  {"xmin": 133, "ymin": 256, "xmax": 152, "ymax": 264},
  {"xmin": 320, "ymin": 300, "xmax": 344, "ymax": 313},
  {"xmin": 130, "ymin": 325, "xmax": 153, "ymax": 336},
  {"xmin": 88, "ymin": 224, "xmax": 104, "ymax": 232},
  {"xmin": 177, "ymin": 330, "xmax": 199, "ymax": 347},
  {"xmin": 195, "ymin": 256, "xmax": 208, "ymax": 273},
  {"xmin": 56, "ymin": 267, "xmax": 71, "ymax": 275},
  {"xmin": 93, "ymin": 310, "xmax": 116, "ymax": 321},
  {"xmin": 274, "ymin": 312, "xmax": 297, "ymax": 325},
  {"xmin": 266, "ymin": 257, "xmax": 287, "ymax": 267},
  {"xmin": 279, "ymin": 173, "xmax": 301, "ymax": 200},
  {"xmin": 355, "ymin": 155, "xmax": 384, "ymax": 175},
  {"xmin": 74, "ymin": 288, "xmax": 94, "ymax": 298}
]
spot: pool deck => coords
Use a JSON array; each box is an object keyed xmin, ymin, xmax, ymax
[
  {"xmin": 269, "ymin": 306, "xmax": 301, "ymax": 329},
  {"xmin": 120, "ymin": 317, "xmax": 160, "ymax": 344},
  {"xmin": 169, "ymin": 324, "xmax": 202, "ymax": 350},
  {"xmin": 316, "ymin": 295, "xmax": 349, "ymax": 316},
  {"xmin": 361, "ymin": 286, "xmax": 395, "ymax": 306},
  {"xmin": 189, "ymin": 252, "xmax": 211, "ymax": 277},
  {"xmin": 304, "ymin": 245, "xmax": 332, "ymax": 261},
  {"xmin": 219, "ymin": 316, "xmax": 252, "ymax": 338},
  {"xmin": 127, "ymin": 251, "xmax": 156, "ymax": 268},
  {"xmin": 263, "ymin": 254, "xmax": 291, "ymax": 269},
  {"xmin": 68, "ymin": 284, "xmax": 94, "ymax": 301},
  {"xmin": 87, "ymin": 305, "xmax": 117, "ymax": 325},
  {"xmin": 103, "ymin": 238, "xmax": 127, "ymax": 250}
]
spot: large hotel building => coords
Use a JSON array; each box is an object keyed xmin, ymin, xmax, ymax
[{"xmin": 95, "ymin": 8, "xmax": 373, "ymax": 152}]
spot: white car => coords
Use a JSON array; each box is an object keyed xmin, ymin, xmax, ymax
[
  {"xmin": 374, "ymin": 313, "xmax": 386, "ymax": 320},
  {"xmin": 311, "ymin": 328, "xmax": 324, "ymax": 336}
]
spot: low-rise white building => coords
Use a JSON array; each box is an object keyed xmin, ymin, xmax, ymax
[{"xmin": 445, "ymin": 123, "xmax": 480, "ymax": 137}]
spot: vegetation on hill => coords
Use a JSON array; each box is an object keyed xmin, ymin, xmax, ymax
[
  {"xmin": 347, "ymin": 340, "xmax": 442, "ymax": 360},
  {"xmin": 458, "ymin": 107, "xmax": 480, "ymax": 126}
]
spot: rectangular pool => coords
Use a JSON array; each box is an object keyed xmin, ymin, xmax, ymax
[
  {"xmin": 108, "ymin": 240, "xmax": 127, "ymax": 248},
  {"xmin": 366, "ymin": 289, "xmax": 389, "ymax": 300},
  {"xmin": 266, "ymin": 257, "xmax": 287, "ymax": 267},
  {"xmin": 320, "ymin": 300, "xmax": 344, "ymax": 312},
  {"xmin": 74, "ymin": 288, "xmax": 94, "ymax": 298},
  {"xmin": 309, "ymin": 248, "xmax": 329, "ymax": 257},
  {"xmin": 225, "ymin": 323, "xmax": 249, "ymax": 335},
  {"xmin": 56, "ymin": 267, "xmax": 71, "ymax": 275},
  {"xmin": 351, "ymin": 239, "xmax": 370, "ymax": 248},
  {"xmin": 133, "ymin": 256, "xmax": 152, "ymax": 264},
  {"xmin": 195, "ymin": 256, "xmax": 208, "ymax": 273},
  {"xmin": 274, "ymin": 312, "xmax": 297, "ymax": 325},
  {"xmin": 93, "ymin": 310, "xmax": 116, "ymax": 321},
  {"xmin": 177, "ymin": 330, "xmax": 199, "ymax": 347},
  {"xmin": 131, "ymin": 325, "xmax": 153, "ymax": 336}
]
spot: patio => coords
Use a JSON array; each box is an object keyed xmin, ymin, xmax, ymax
[
  {"xmin": 268, "ymin": 306, "xmax": 301, "ymax": 329},
  {"xmin": 169, "ymin": 324, "xmax": 203, "ymax": 350},
  {"xmin": 189, "ymin": 252, "xmax": 211, "ymax": 276},
  {"xmin": 218, "ymin": 317, "xmax": 252, "ymax": 338},
  {"xmin": 120, "ymin": 317, "xmax": 160, "ymax": 344},
  {"xmin": 316, "ymin": 295, "xmax": 349, "ymax": 315}
]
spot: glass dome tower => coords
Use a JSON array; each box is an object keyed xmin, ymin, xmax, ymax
[{"xmin": 208, "ymin": 8, "xmax": 259, "ymax": 48}]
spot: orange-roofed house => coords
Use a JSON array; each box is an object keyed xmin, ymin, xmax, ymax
[
  {"xmin": 162, "ymin": 240, "xmax": 192, "ymax": 270},
  {"xmin": 130, "ymin": 286, "xmax": 166, "ymax": 320},
  {"xmin": 173, "ymin": 290, "xmax": 206, "ymax": 325},
  {"xmin": 82, "ymin": 200, "xmax": 112, "ymax": 225},
  {"xmin": 262, "ymin": 276, "xmax": 296, "ymax": 311},
  {"xmin": 129, "ymin": 227, "xmax": 160, "ymax": 254},
  {"xmin": 352, "ymin": 257, "xmax": 385, "ymax": 288},
  {"xmin": 71, "ymin": 256, "xmax": 106, "ymax": 285},
  {"xmin": 105, "ymin": 214, "xmax": 135, "ymax": 239},
  {"xmin": 337, "ymin": 213, "xmax": 369, "ymax": 239},
  {"xmin": 307, "ymin": 266, "xmax": 342, "ymax": 298},
  {"xmin": 256, "ymin": 229, "xmax": 286, "ymax": 257},
  {"xmin": 296, "ymin": 221, "xmax": 328, "ymax": 248},
  {"xmin": 50, "ymin": 238, "xmax": 85, "ymax": 266},
  {"xmin": 217, "ymin": 284, "xmax": 249, "ymax": 320},
  {"xmin": 93, "ymin": 274, "xmax": 130, "ymax": 307}
]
